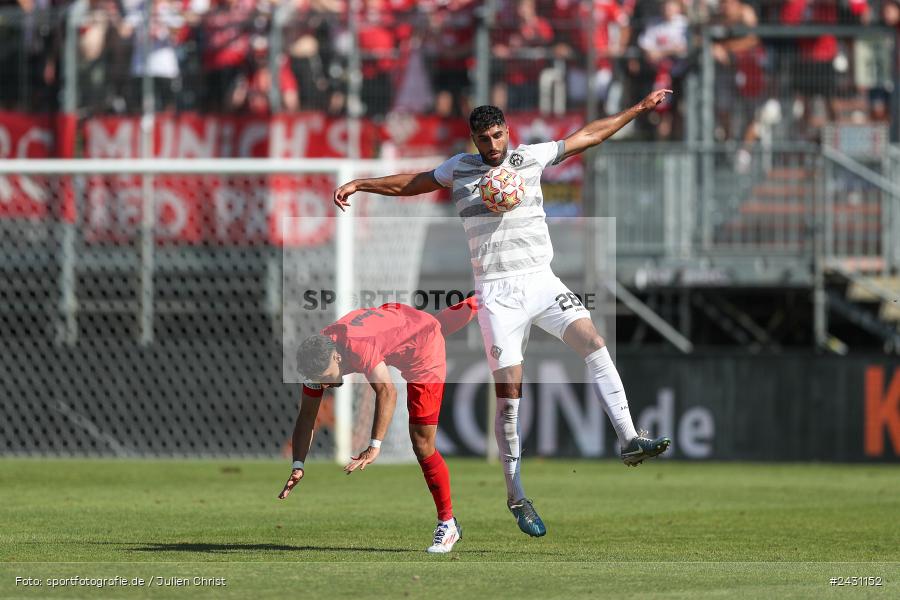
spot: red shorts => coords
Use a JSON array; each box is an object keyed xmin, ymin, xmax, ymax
[
  {"xmin": 406, "ymin": 381, "xmax": 445, "ymax": 426},
  {"xmin": 400, "ymin": 321, "xmax": 446, "ymax": 426},
  {"xmin": 303, "ymin": 379, "xmax": 444, "ymax": 425}
]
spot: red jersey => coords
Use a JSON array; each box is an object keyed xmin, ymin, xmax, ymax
[
  {"xmin": 551, "ymin": 0, "xmax": 624, "ymax": 70},
  {"xmin": 780, "ymin": 0, "xmax": 868, "ymax": 62},
  {"xmin": 323, "ymin": 304, "xmax": 443, "ymax": 381},
  {"xmin": 201, "ymin": 1, "xmax": 254, "ymax": 70}
]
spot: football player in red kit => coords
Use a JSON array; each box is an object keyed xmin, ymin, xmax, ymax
[{"xmin": 278, "ymin": 297, "xmax": 477, "ymax": 553}]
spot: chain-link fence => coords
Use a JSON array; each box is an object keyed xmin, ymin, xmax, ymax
[
  {"xmin": 0, "ymin": 163, "xmax": 301, "ymax": 457},
  {"xmin": 702, "ymin": 26, "xmax": 897, "ymax": 147}
]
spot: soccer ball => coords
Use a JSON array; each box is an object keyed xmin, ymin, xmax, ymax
[{"xmin": 478, "ymin": 167, "xmax": 525, "ymax": 213}]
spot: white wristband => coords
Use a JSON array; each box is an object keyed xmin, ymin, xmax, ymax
[
  {"xmin": 292, "ymin": 460, "xmax": 305, "ymax": 470},
  {"xmin": 368, "ymin": 439, "xmax": 382, "ymax": 449}
]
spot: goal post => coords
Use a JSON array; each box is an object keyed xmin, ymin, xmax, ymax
[{"xmin": 333, "ymin": 163, "xmax": 355, "ymax": 467}]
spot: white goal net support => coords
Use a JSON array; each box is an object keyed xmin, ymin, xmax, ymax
[{"xmin": 0, "ymin": 158, "xmax": 443, "ymax": 462}]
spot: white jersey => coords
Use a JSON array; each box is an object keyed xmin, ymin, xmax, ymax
[{"xmin": 433, "ymin": 141, "xmax": 565, "ymax": 281}]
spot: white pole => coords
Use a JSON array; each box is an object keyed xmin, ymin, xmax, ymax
[
  {"xmin": 334, "ymin": 0, "xmax": 364, "ymax": 465},
  {"xmin": 333, "ymin": 164, "xmax": 355, "ymax": 464},
  {"xmin": 265, "ymin": 2, "xmax": 294, "ymax": 338},
  {"xmin": 138, "ymin": 0, "xmax": 155, "ymax": 346},
  {"xmin": 57, "ymin": 0, "xmax": 87, "ymax": 346},
  {"xmin": 139, "ymin": 134, "xmax": 155, "ymax": 346}
]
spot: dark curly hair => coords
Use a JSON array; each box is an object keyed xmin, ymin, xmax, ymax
[
  {"xmin": 296, "ymin": 334, "xmax": 336, "ymax": 380},
  {"xmin": 469, "ymin": 105, "xmax": 506, "ymax": 134}
]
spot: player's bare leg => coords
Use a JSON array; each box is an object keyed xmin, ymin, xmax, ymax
[
  {"xmin": 410, "ymin": 424, "xmax": 461, "ymax": 553},
  {"xmin": 562, "ymin": 317, "xmax": 671, "ymax": 465},
  {"xmin": 493, "ymin": 366, "xmax": 546, "ymax": 537}
]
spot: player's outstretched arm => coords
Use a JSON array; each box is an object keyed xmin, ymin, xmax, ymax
[
  {"xmin": 436, "ymin": 295, "xmax": 479, "ymax": 337},
  {"xmin": 278, "ymin": 389, "xmax": 322, "ymax": 500},
  {"xmin": 333, "ymin": 171, "xmax": 443, "ymax": 212},
  {"xmin": 344, "ymin": 362, "xmax": 396, "ymax": 473},
  {"xmin": 558, "ymin": 89, "xmax": 673, "ymax": 162}
]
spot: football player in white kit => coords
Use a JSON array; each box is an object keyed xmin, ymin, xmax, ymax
[{"xmin": 333, "ymin": 88, "xmax": 673, "ymax": 538}]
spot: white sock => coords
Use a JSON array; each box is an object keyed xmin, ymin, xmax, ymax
[
  {"xmin": 585, "ymin": 347, "xmax": 638, "ymax": 447},
  {"xmin": 440, "ymin": 517, "xmax": 455, "ymax": 528},
  {"xmin": 494, "ymin": 396, "xmax": 526, "ymax": 504}
]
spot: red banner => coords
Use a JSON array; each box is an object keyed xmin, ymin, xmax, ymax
[
  {"xmin": 0, "ymin": 112, "xmax": 59, "ymax": 218},
  {"xmin": 83, "ymin": 113, "xmax": 378, "ymax": 159},
  {"xmin": 1, "ymin": 111, "xmax": 588, "ymax": 241},
  {"xmin": 380, "ymin": 113, "xmax": 471, "ymax": 158},
  {"xmin": 82, "ymin": 113, "xmax": 378, "ymax": 245}
]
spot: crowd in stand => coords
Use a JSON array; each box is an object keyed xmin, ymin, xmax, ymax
[{"xmin": 0, "ymin": 0, "xmax": 897, "ymax": 141}]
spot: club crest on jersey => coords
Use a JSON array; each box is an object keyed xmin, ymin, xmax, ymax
[
  {"xmin": 491, "ymin": 345, "xmax": 503, "ymax": 359},
  {"xmin": 509, "ymin": 153, "xmax": 523, "ymax": 168}
]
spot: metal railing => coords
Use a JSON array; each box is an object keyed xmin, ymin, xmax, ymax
[
  {"xmin": 699, "ymin": 25, "xmax": 899, "ymax": 146},
  {"xmin": 888, "ymin": 144, "xmax": 900, "ymax": 268},
  {"xmin": 822, "ymin": 145, "xmax": 899, "ymax": 272},
  {"xmin": 595, "ymin": 142, "xmax": 899, "ymax": 271}
]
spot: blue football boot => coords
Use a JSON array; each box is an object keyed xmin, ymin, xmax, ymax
[
  {"xmin": 508, "ymin": 498, "xmax": 546, "ymax": 537},
  {"xmin": 621, "ymin": 430, "xmax": 671, "ymax": 466}
]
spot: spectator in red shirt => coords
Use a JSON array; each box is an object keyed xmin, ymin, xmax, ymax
[
  {"xmin": 228, "ymin": 34, "xmax": 299, "ymax": 114},
  {"xmin": 357, "ymin": 0, "xmax": 398, "ymax": 118},
  {"xmin": 781, "ymin": 0, "xmax": 869, "ymax": 136},
  {"xmin": 492, "ymin": 0, "xmax": 554, "ymax": 111},
  {"xmin": 548, "ymin": 0, "xmax": 628, "ymax": 115},
  {"xmin": 423, "ymin": 0, "xmax": 476, "ymax": 117},
  {"xmin": 711, "ymin": 0, "xmax": 764, "ymax": 147},
  {"xmin": 199, "ymin": 0, "xmax": 254, "ymax": 112},
  {"xmin": 285, "ymin": 0, "xmax": 338, "ymax": 111}
]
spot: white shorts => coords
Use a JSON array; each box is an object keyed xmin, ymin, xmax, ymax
[{"xmin": 475, "ymin": 268, "xmax": 590, "ymax": 371}]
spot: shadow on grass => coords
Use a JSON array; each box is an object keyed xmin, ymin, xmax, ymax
[{"xmin": 130, "ymin": 542, "xmax": 411, "ymax": 554}]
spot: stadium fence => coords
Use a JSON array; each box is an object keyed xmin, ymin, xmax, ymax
[{"xmin": 0, "ymin": 157, "xmax": 443, "ymax": 464}]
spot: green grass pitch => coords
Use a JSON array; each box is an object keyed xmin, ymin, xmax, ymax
[{"xmin": 1, "ymin": 458, "xmax": 898, "ymax": 599}]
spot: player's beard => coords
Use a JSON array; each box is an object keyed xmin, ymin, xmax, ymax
[{"xmin": 482, "ymin": 145, "xmax": 507, "ymax": 167}]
